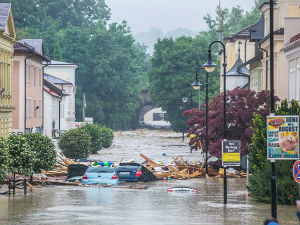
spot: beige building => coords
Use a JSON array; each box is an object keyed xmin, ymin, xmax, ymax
[
  {"xmin": 258, "ymin": 0, "xmax": 300, "ymax": 100},
  {"xmin": 0, "ymin": 3, "xmax": 16, "ymax": 137}
]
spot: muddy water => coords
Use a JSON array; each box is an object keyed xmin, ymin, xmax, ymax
[{"xmin": 0, "ymin": 129, "xmax": 299, "ymax": 225}]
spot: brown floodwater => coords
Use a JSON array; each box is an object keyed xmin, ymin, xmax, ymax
[{"xmin": 0, "ymin": 129, "xmax": 299, "ymax": 225}]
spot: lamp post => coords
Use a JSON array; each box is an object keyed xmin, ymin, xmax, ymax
[
  {"xmin": 269, "ymin": 0, "xmax": 277, "ymax": 218},
  {"xmin": 194, "ymin": 67, "xmax": 209, "ymax": 175},
  {"xmin": 203, "ymin": 40, "xmax": 227, "ymax": 204}
]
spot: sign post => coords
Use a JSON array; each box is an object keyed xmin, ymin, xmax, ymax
[{"xmin": 222, "ymin": 140, "xmax": 241, "ymax": 204}]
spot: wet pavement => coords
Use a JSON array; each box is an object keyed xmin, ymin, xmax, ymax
[{"xmin": 0, "ymin": 129, "xmax": 299, "ymax": 225}]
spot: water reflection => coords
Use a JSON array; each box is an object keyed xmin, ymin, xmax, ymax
[{"xmin": 0, "ymin": 179, "xmax": 299, "ymax": 225}]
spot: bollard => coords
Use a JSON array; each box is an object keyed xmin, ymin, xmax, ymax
[
  {"xmin": 8, "ymin": 178, "xmax": 11, "ymax": 196},
  {"xmin": 13, "ymin": 174, "xmax": 15, "ymax": 195},
  {"xmin": 24, "ymin": 178, "xmax": 27, "ymax": 195}
]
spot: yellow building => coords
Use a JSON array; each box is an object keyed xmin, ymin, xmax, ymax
[
  {"xmin": 259, "ymin": 0, "xmax": 300, "ymax": 100},
  {"xmin": 0, "ymin": 3, "xmax": 16, "ymax": 137}
]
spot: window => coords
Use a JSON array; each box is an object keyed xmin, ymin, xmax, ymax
[
  {"xmin": 34, "ymin": 100, "xmax": 37, "ymax": 118},
  {"xmin": 153, "ymin": 113, "xmax": 166, "ymax": 121},
  {"xmin": 26, "ymin": 65, "xmax": 31, "ymax": 84},
  {"xmin": 39, "ymin": 69, "xmax": 42, "ymax": 87},
  {"xmin": 33, "ymin": 67, "xmax": 36, "ymax": 86},
  {"xmin": 26, "ymin": 99, "xmax": 32, "ymax": 118}
]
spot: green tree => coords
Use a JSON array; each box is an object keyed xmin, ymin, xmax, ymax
[
  {"xmin": 81, "ymin": 124, "xmax": 103, "ymax": 154},
  {"xmin": 0, "ymin": 137, "xmax": 9, "ymax": 182},
  {"xmin": 149, "ymin": 36, "xmax": 219, "ymax": 132},
  {"xmin": 99, "ymin": 126, "xmax": 114, "ymax": 148},
  {"xmin": 59, "ymin": 128, "xmax": 92, "ymax": 160},
  {"xmin": 248, "ymin": 100, "xmax": 300, "ymax": 205},
  {"xmin": 7, "ymin": 134, "xmax": 36, "ymax": 176},
  {"xmin": 24, "ymin": 133, "xmax": 56, "ymax": 173}
]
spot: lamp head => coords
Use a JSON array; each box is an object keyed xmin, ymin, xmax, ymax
[
  {"xmin": 202, "ymin": 59, "xmax": 217, "ymax": 73},
  {"xmin": 182, "ymin": 97, "xmax": 188, "ymax": 103},
  {"xmin": 191, "ymin": 81, "xmax": 201, "ymax": 90}
]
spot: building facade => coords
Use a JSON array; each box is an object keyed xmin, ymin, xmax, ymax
[
  {"xmin": 44, "ymin": 60, "xmax": 77, "ymax": 131},
  {"xmin": 12, "ymin": 39, "xmax": 50, "ymax": 134},
  {"xmin": 0, "ymin": 3, "xmax": 16, "ymax": 137}
]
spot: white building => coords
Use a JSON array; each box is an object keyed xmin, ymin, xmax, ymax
[
  {"xmin": 44, "ymin": 60, "xmax": 77, "ymax": 131},
  {"xmin": 43, "ymin": 79, "xmax": 63, "ymax": 138}
]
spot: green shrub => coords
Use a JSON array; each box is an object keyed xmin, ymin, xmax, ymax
[
  {"xmin": 59, "ymin": 128, "xmax": 91, "ymax": 160},
  {"xmin": 99, "ymin": 126, "xmax": 114, "ymax": 148},
  {"xmin": 0, "ymin": 137, "xmax": 9, "ymax": 182},
  {"xmin": 248, "ymin": 100, "xmax": 300, "ymax": 205},
  {"xmin": 24, "ymin": 133, "xmax": 56, "ymax": 173},
  {"xmin": 81, "ymin": 124, "xmax": 103, "ymax": 154},
  {"xmin": 7, "ymin": 134, "xmax": 36, "ymax": 176}
]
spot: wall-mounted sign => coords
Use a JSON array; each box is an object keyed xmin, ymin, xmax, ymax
[
  {"xmin": 267, "ymin": 115, "xmax": 299, "ymax": 160},
  {"xmin": 222, "ymin": 140, "xmax": 241, "ymax": 167}
]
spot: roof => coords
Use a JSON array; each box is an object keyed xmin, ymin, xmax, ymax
[
  {"xmin": 249, "ymin": 18, "xmax": 264, "ymax": 42},
  {"xmin": 43, "ymin": 79, "xmax": 63, "ymax": 98},
  {"xmin": 224, "ymin": 20, "xmax": 263, "ymax": 42},
  {"xmin": 19, "ymin": 39, "xmax": 43, "ymax": 54},
  {"xmin": 226, "ymin": 56, "xmax": 250, "ymax": 77},
  {"xmin": 44, "ymin": 60, "xmax": 76, "ymax": 66},
  {"xmin": 14, "ymin": 40, "xmax": 50, "ymax": 62},
  {"xmin": 44, "ymin": 73, "xmax": 73, "ymax": 85},
  {"xmin": 0, "ymin": 3, "xmax": 11, "ymax": 31}
]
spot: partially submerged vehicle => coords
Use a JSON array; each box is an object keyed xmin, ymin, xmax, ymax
[
  {"xmin": 167, "ymin": 187, "xmax": 197, "ymax": 193},
  {"xmin": 82, "ymin": 166, "xmax": 119, "ymax": 185},
  {"xmin": 116, "ymin": 162, "xmax": 156, "ymax": 182},
  {"xmin": 67, "ymin": 164, "xmax": 88, "ymax": 182}
]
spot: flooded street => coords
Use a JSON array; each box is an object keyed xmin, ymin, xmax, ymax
[{"xmin": 0, "ymin": 129, "xmax": 299, "ymax": 225}]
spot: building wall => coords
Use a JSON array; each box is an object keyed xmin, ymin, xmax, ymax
[
  {"xmin": 12, "ymin": 60, "xmax": 20, "ymax": 131},
  {"xmin": 25, "ymin": 57, "xmax": 43, "ymax": 131},
  {"xmin": 144, "ymin": 107, "xmax": 166, "ymax": 122},
  {"xmin": 44, "ymin": 65, "xmax": 76, "ymax": 130},
  {"xmin": 0, "ymin": 36, "xmax": 14, "ymax": 137},
  {"xmin": 250, "ymin": 67, "xmax": 264, "ymax": 92},
  {"xmin": 44, "ymin": 91, "xmax": 60, "ymax": 138}
]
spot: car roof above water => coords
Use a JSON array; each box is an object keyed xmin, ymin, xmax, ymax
[{"xmin": 87, "ymin": 167, "xmax": 115, "ymax": 173}]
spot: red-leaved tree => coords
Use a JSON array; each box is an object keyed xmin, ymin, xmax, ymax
[{"xmin": 183, "ymin": 87, "xmax": 279, "ymax": 168}]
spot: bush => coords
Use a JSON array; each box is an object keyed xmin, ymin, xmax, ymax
[
  {"xmin": 0, "ymin": 137, "xmax": 9, "ymax": 182},
  {"xmin": 248, "ymin": 100, "xmax": 300, "ymax": 205},
  {"xmin": 59, "ymin": 128, "xmax": 92, "ymax": 160},
  {"xmin": 24, "ymin": 133, "xmax": 56, "ymax": 173},
  {"xmin": 99, "ymin": 126, "xmax": 114, "ymax": 148},
  {"xmin": 81, "ymin": 124, "xmax": 103, "ymax": 154},
  {"xmin": 7, "ymin": 134, "xmax": 36, "ymax": 176}
]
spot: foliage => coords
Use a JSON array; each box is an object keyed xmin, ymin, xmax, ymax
[
  {"xmin": 0, "ymin": 137, "xmax": 9, "ymax": 182},
  {"xmin": 248, "ymin": 100, "xmax": 300, "ymax": 204},
  {"xmin": 24, "ymin": 133, "xmax": 56, "ymax": 173},
  {"xmin": 7, "ymin": 134, "xmax": 36, "ymax": 175},
  {"xmin": 149, "ymin": 36, "xmax": 219, "ymax": 132},
  {"xmin": 99, "ymin": 126, "xmax": 114, "ymax": 148},
  {"xmin": 81, "ymin": 124, "xmax": 103, "ymax": 154},
  {"xmin": 202, "ymin": 0, "xmax": 265, "ymax": 41},
  {"xmin": 59, "ymin": 128, "xmax": 92, "ymax": 160},
  {"xmin": 4, "ymin": 0, "xmax": 151, "ymax": 130},
  {"xmin": 184, "ymin": 88, "xmax": 278, "ymax": 168}
]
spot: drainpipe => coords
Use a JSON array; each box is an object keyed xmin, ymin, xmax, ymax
[
  {"xmin": 59, "ymin": 99, "xmax": 61, "ymax": 137},
  {"xmin": 24, "ymin": 55, "xmax": 34, "ymax": 133},
  {"xmin": 258, "ymin": 43, "xmax": 269, "ymax": 90}
]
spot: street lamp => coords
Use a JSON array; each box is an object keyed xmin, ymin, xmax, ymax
[
  {"xmin": 194, "ymin": 66, "xmax": 209, "ymax": 175},
  {"xmin": 203, "ymin": 40, "xmax": 227, "ymax": 204}
]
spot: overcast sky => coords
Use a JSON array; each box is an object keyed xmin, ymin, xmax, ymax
[{"xmin": 105, "ymin": 0, "xmax": 256, "ymax": 34}]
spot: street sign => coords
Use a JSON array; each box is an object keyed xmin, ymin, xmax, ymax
[
  {"xmin": 222, "ymin": 140, "xmax": 241, "ymax": 167},
  {"xmin": 293, "ymin": 160, "xmax": 300, "ymax": 183},
  {"xmin": 267, "ymin": 115, "xmax": 299, "ymax": 160}
]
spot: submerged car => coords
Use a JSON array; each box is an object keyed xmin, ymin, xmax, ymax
[
  {"xmin": 82, "ymin": 167, "xmax": 119, "ymax": 185},
  {"xmin": 116, "ymin": 162, "xmax": 156, "ymax": 182}
]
